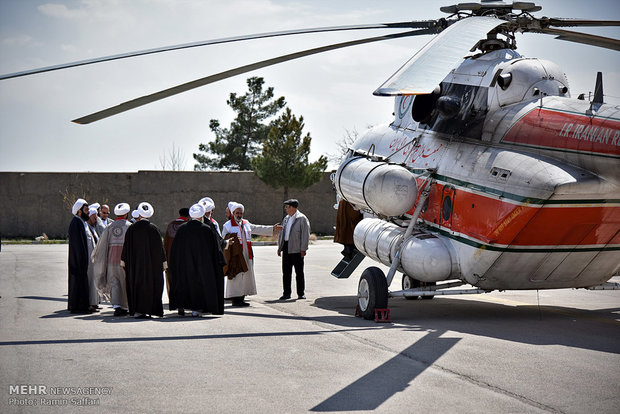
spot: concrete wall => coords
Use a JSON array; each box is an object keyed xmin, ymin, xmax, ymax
[{"xmin": 0, "ymin": 171, "xmax": 337, "ymax": 239}]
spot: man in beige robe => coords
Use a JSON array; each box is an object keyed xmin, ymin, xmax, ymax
[{"xmin": 92, "ymin": 203, "xmax": 132, "ymax": 316}]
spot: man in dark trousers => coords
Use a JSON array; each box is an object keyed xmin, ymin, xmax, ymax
[
  {"xmin": 67, "ymin": 198, "xmax": 91, "ymax": 314},
  {"xmin": 277, "ymin": 199, "xmax": 310, "ymax": 300},
  {"xmin": 121, "ymin": 202, "xmax": 167, "ymax": 319},
  {"xmin": 169, "ymin": 203, "xmax": 226, "ymax": 316}
]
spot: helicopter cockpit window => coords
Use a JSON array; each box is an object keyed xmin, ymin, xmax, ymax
[{"xmin": 411, "ymin": 86, "xmax": 441, "ymax": 124}]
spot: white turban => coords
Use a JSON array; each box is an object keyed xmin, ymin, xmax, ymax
[
  {"xmin": 231, "ymin": 202, "xmax": 244, "ymax": 214},
  {"xmin": 227, "ymin": 201, "xmax": 237, "ymax": 212},
  {"xmin": 189, "ymin": 203, "xmax": 206, "ymax": 219},
  {"xmin": 72, "ymin": 198, "xmax": 87, "ymax": 215},
  {"xmin": 131, "ymin": 210, "xmax": 139, "ymax": 219},
  {"xmin": 90, "ymin": 202, "xmax": 100, "ymax": 210},
  {"xmin": 137, "ymin": 202, "xmax": 154, "ymax": 218},
  {"xmin": 114, "ymin": 202, "xmax": 130, "ymax": 216},
  {"xmin": 88, "ymin": 207, "xmax": 98, "ymax": 217},
  {"xmin": 199, "ymin": 197, "xmax": 215, "ymax": 212}
]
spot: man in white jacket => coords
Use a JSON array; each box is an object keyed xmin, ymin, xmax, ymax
[{"xmin": 222, "ymin": 202, "xmax": 278, "ymax": 307}]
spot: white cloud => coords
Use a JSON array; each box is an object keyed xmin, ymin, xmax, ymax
[
  {"xmin": 3, "ymin": 35, "xmax": 34, "ymax": 47},
  {"xmin": 38, "ymin": 3, "xmax": 88, "ymax": 19}
]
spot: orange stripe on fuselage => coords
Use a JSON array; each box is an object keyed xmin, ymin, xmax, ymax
[
  {"xmin": 502, "ymin": 108, "xmax": 620, "ymax": 156},
  {"xmin": 414, "ymin": 181, "xmax": 620, "ymax": 247}
]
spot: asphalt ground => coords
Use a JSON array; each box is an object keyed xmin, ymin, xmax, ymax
[{"xmin": 1, "ymin": 241, "xmax": 619, "ymax": 413}]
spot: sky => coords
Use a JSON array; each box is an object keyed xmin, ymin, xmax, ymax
[{"xmin": 0, "ymin": 0, "xmax": 618, "ymax": 172}]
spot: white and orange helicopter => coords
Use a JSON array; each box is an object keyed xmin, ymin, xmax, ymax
[{"xmin": 2, "ymin": 1, "xmax": 618, "ymax": 320}]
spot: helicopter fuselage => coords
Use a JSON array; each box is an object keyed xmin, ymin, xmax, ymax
[{"xmin": 338, "ymin": 48, "xmax": 620, "ymax": 291}]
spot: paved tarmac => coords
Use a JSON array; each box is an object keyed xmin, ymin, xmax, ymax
[{"xmin": 1, "ymin": 241, "xmax": 619, "ymax": 413}]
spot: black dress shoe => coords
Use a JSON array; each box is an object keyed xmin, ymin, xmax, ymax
[
  {"xmin": 135, "ymin": 314, "xmax": 149, "ymax": 319},
  {"xmin": 298, "ymin": 295, "xmax": 306, "ymax": 300},
  {"xmin": 178, "ymin": 308, "xmax": 185, "ymax": 316},
  {"xmin": 232, "ymin": 301, "xmax": 250, "ymax": 307},
  {"xmin": 114, "ymin": 308, "xmax": 128, "ymax": 316},
  {"xmin": 279, "ymin": 295, "xmax": 291, "ymax": 300}
]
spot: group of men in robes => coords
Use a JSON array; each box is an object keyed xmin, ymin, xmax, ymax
[{"xmin": 68, "ymin": 196, "xmax": 286, "ymax": 318}]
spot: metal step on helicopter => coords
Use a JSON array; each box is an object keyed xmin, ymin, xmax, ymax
[{"xmin": 2, "ymin": 1, "xmax": 618, "ymax": 320}]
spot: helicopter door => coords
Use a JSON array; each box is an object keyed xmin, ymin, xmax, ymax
[{"xmin": 440, "ymin": 186, "xmax": 456, "ymax": 229}]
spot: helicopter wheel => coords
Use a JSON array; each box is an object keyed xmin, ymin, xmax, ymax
[
  {"xmin": 401, "ymin": 275, "xmax": 419, "ymax": 300},
  {"xmin": 401, "ymin": 275, "xmax": 436, "ymax": 300},
  {"xmin": 357, "ymin": 267, "xmax": 388, "ymax": 320}
]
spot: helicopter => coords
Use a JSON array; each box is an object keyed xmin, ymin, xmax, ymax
[{"xmin": 1, "ymin": 1, "xmax": 619, "ymax": 320}]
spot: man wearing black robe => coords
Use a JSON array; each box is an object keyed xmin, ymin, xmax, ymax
[
  {"xmin": 121, "ymin": 202, "xmax": 166, "ymax": 318},
  {"xmin": 68, "ymin": 198, "xmax": 91, "ymax": 314},
  {"xmin": 169, "ymin": 204, "xmax": 226, "ymax": 315}
]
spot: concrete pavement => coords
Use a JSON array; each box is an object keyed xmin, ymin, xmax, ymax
[{"xmin": 1, "ymin": 241, "xmax": 619, "ymax": 413}]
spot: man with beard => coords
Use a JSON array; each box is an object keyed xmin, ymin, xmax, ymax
[
  {"xmin": 67, "ymin": 198, "xmax": 91, "ymax": 314},
  {"xmin": 163, "ymin": 207, "xmax": 190, "ymax": 305},
  {"xmin": 121, "ymin": 202, "xmax": 166, "ymax": 319},
  {"xmin": 199, "ymin": 197, "xmax": 221, "ymax": 236},
  {"xmin": 222, "ymin": 202, "xmax": 278, "ymax": 307},
  {"xmin": 169, "ymin": 203, "xmax": 226, "ymax": 316},
  {"xmin": 92, "ymin": 203, "xmax": 132, "ymax": 316}
]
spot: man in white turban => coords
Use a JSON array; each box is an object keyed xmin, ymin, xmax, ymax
[
  {"xmin": 199, "ymin": 197, "xmax": 220, "ymax": 236},
  {"xmin": 221, "ymin": 202, "xmax": 279, "ymax": 306},
  {"xmin": 121, "ymin": 202, "xmax": 167, "ymax": 318},
  {"xmin": 68, "ymin": 198, "xmax": 91, "ymax": 313},
  {"xmin": 92, "ymin": 202, "xmax": 132, "ymax": 316}
]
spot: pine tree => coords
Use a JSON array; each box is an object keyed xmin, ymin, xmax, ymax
[
  {"xmin": 193, "ymin": 77, "xmax": 285, "ymax": 170},
  {"xmin": 252, "ymin": 107, "xmax": 328, "ymax": 200}
]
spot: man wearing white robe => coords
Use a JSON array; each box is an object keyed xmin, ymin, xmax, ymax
[
  {"xmin": 92, "ymin": 203, "xmax": 132, "ymax": 316},
  {"xmin": 85, "ymin": 207, "xmax": 100, "ymax": 312},
  {"xmin": 222, "ymin": 203, "xmax": 277, "ymax": 306}
]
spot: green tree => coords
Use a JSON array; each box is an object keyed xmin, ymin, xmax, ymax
[
  {"xmin": 252, "ymin": 107, "xmax": 328, "ymax": 201},
  {"xmin": 193, "ymin": 77, "xmax": 285, "ymax": 170}
]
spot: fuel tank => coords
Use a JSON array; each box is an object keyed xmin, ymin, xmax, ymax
[
  {"xmin": 335, "ymin": 156, "xmax": 417, "ymax": 217},
  {"xmin": 354, "ymin": 218, "xmax": 456, "ymax": 282}
]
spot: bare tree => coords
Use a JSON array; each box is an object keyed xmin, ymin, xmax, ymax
[
  {"xmin": 327, "ymin": 127, "xmax": 371, "ymax": 166},
  {"xmin": 159, "ymin": 143, "xmax": 187, "ymax": 171}
]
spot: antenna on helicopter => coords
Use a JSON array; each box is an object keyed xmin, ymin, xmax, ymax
[{"xmin": 587, "ymin": 72, "xmax": 604, "ymax": 115}]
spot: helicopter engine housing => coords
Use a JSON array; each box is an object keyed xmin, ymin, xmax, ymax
[
  {"xmin": 335, "ymin": 156, "xmax": 417, "ymax": 217},
  {"xmin": 354, "ymin": 218, "xmax": 456, "ymax": 282}
]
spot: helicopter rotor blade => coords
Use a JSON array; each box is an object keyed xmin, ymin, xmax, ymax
[
  {"xmin": 72, "ymin": 28, "xmax": 438, "ymax": 124},
  {"xmin": 537, "ymin": 27, "xmax": 620, "ymax": 51},
  {"xmin": 0, "ymin": 21, "xmax": 436, "ymax": 81},
  {"xmin": 545, "ymin": 18, "xmax": 620, "ymax": 28}
]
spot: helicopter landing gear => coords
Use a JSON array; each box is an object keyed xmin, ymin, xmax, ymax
[
  {"xmin": 402, "ymin": 275, "xmax": 436, "ymax": 300},
  {"xmin": 357, "ymin": 267, "xmax": 388, "ymax": 320}
]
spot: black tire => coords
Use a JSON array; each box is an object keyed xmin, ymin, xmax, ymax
[{"xmin": 357, "ymin": 267, "xmax": 388, "ymax": 320}]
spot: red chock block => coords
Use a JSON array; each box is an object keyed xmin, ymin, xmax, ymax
[{"xmin": 374, "ymin": 308, "xmax": 391, "ymax": 323}]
